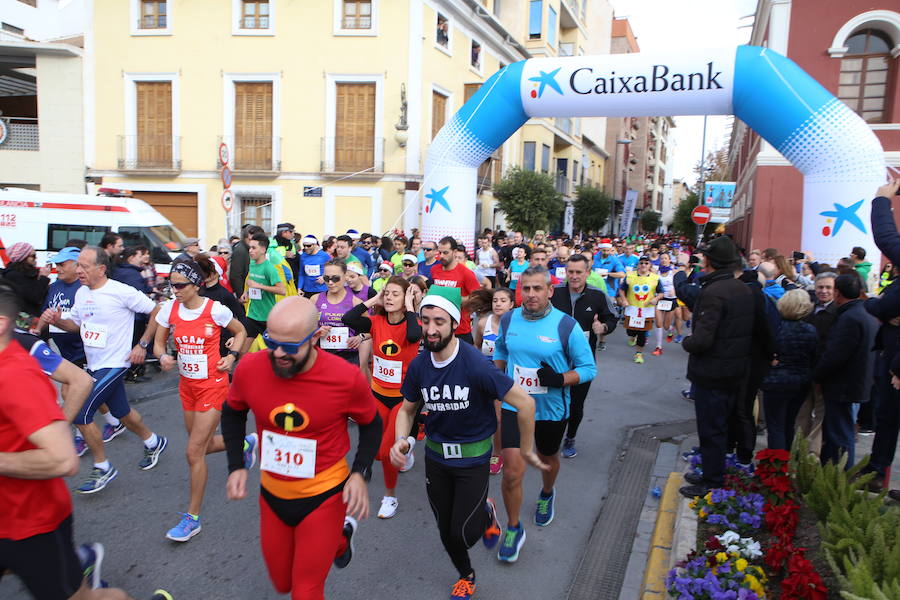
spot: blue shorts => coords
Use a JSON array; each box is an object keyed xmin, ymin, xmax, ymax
[{"xmin": 75, "ymin": 368, "xmax": 130, "ymax": 426}]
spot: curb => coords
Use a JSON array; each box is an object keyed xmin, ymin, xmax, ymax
[{"xmin": 640, "ymin": 472, "xmax": 681, "ymax": 599}]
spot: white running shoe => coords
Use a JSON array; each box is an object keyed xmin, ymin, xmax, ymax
[
  {"xmin": 377, "ymin": 496, "xmax": 398, "ymax": 519},
  {"xmin": 400, "ymin": 437, "xmax": 416, "ymax": 473}
]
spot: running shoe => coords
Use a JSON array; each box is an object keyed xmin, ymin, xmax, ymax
[
  {"xmin": 450, "ymin": 575, "xmax": 476, "ymax": 600},
  {"xmin": 483, "ymin": 498, "xmax": 501, "ymax": 549},
  {"xmin": 377, "ymin": 496, "xmax": 398, "ymax": 519},
  {"xmin": 243, "ymin": 433, "xmax": 258, "ymax": 470},
  {"xmin": 562, "ymin": 437, "xmax": 577, "ymax": 459},
  {"xmin": 489, "ymin": 455, "xmax": 503, "ymax": 475},
  {"xmin": 534, "ymin": 488, "xmax": 556, "ymax": 527},
  {"xmin": 681, "ymin": 389, "xmax": 692, "ymax": 401},
  {"xmin": 149, "ymin": 591, "xmax": 174, "ymax": 600},
  {"xmin": 666, "ymin": 331, "xmax": 674, "ymax": 342},
  {"xmin": 497, "ymin": 525, "xmax": 526, "ymax": 563},
  {"xmin": 651, "ymin": 347, "xmax": 663, "ymax": 356},
  {"xmin": 102, "ymin": 422, "xmax": 126, "ymax": 443},
  {"xmin": 334, "ymin": 516, "xmax": 357, "ymax": 569},
  {"xmin": 76, "ymin": 466, "xmax": 118, "ymax": 494},
  {"xmin": 165, "ymin": 513, "xmax": 201, "ymax": 542},
  {"xmin": 627, "ymin": 336, "xmax": 637, "ymax": 347},
  {"xmin": 686, "ymin": 319, "xmax": 692, "ymax": 329},
  {"xmin": 139, "ymin": 436, "xmax": 168, "ymax": 470},
  {"xmin": 74, "ymin": 435, "xmax": 87, "ymax": 457},
  {"xmin": 634, "ymin": 352, "xmax": 644, "ymax": 364},
  {"xmin": 78, "ymin": 542, "xmax": 104, "ymax": 589},
  {"xmin": 674, "ymin": 334, "xmax": 684, "ymax": 344},
  {"xmin": 597, "ymin": 342, "xmax": 606, "ymax": 351}
]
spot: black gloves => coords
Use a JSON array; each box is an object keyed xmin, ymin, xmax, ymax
[{"xmin": 537, "ymin": 361, "xmax": 565, "ymax": 388}]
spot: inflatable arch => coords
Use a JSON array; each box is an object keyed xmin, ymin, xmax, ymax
[{"xmin": 421, "ymin": 45, "xmax": 886, "ymax": 264}]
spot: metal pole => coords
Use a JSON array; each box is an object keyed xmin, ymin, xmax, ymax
[{"xmin": 696, "ymin": 115, "xmax": 708, "ymax": 246}]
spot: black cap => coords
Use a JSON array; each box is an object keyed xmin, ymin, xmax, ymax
[
  {"xmin": 698, "ymin": 236, "xmax": 739, "ymax": 267},
  {"xmin": 276, "ymin": 223, "xmax": 295, "ymax": 232}
]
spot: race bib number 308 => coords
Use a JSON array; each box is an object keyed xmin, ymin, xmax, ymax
[{"xmin": 373, "ymin": 355, "xmax": 402, "ymax": 384}]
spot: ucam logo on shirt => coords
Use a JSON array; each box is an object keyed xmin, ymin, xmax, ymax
[{"xmin": 520, "ymin": 49, "xmax": 735, "ymax": 119}]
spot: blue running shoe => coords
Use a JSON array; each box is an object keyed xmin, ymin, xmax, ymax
[
  {"xmin": 674, "ymin": 334, "xmax": 684, "ymax": 343},
  {"xmin": 102, "ymin": 422, "xmax": 126, "ymax": 443},
  {"xmin": 74, "ymin": 436, "xmax": 87, "ymax": 457},
  {"xmin": 534, "ymin": 488, "xmax": 556, "ymax": 526},
  {"xmin": 334, "ymin": 516, "xmax": 357, "ymax": 569},
  {"xmin": 139, "ymin": 436, "xmax": 167, "ymax": 470},
  {"xmin": 244, "ymin": 433, "xmax": 258, "ymax": 470},
  {"xmin": 76, "ymin": 466, "xmax": 118, "ymax": 494},
  {"xmin": 166, "ymin": 513, "xmax": 201, "ymax": 542},
  {"xmin": 497, "ymin": 525, "xmax": 526, "ymax": 563},
  {"xmin": 78, "ymin": 543, "xmax": 104, "ymax": 589},
  {"xmin": 562, "ymin": 437, "xmax": 577, "ymax": 459},
  {"xmin": 483, "ymin": 498, "xmax": 500, "ymax": 549}
]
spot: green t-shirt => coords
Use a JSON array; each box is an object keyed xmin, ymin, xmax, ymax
[
  {"xmin": 247, "ymin": 259, "xmax": 281, "ymax": 321},
  {"xmin": 586, "ymin": 271, "xmax": 609, "ymax": 295}
]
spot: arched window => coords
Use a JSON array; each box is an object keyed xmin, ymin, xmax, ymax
[{"xmin": 838, "ymin": 29, "xmax": 893, "ymax": 122}]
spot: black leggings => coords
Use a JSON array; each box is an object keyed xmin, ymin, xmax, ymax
[
  {"xmin": 566, "ymin": 381, "xmax": 591, "ymax": 439},
  {"xmin": 626, "ymin": 328, "xmax": 647, "ymax": 348},
  {"xmin": 425, "ymin": 458, "xmax": 490, "ymax": 578}
]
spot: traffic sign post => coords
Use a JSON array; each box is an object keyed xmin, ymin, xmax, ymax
[
  {"xmin": 691, "ymin": 205, "xmax": 712, "ymax": 246},
  {"xmin": 221, "ymin": 166, "xmax": 233, "ymax": 189},
  {"xmin": 221, "ymin": 189, "xmax": 234, "ymax": 213}
]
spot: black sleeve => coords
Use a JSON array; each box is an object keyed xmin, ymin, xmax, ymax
[
  {"xmin": 814, "ymin": 319, "xmax": 858, "ymax": 381},
  {"xmin": 342, "ymin": 302, "xmax": 372, "ymax": 333},
  {"xmin": 673, "ymin": 270, "xmax": 700, "ymax": 311},
  {"xmin": 405, "ymin": 311, "xmax": 422, "ymax": 343},
  {"xmin": 221, "ymin": 290, "xmax": 246, "ymax": 320},
  {"xmin": 351, "ymin": 412, "xmax": 382, "ymax": 474},
  {"xmin": 871, "ymin": 196, "xmax": 900, "ymax": 266},
  {"xmin": 596, "ymin": 292, "xmax": 617, "ymax": 335},
  {"xmin": 751, "ymin": 285, "xmax": 776, "ymax": 359},
  {"xmin": 221, "ymin": 401, "xmax": 249, "ymax": 473},
  {"xmin": 367, "ymin": 287, "xmax": 377, "ymax": 300}
]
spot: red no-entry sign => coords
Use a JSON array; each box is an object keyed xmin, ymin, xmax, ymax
[{"xmin": 691, "ymin": 205, "xmax": 712, "ymax": 225}]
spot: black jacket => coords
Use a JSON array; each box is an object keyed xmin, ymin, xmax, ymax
[
  {"xmin": 229, "ymin": 241, "xmax": 250, "ymax": 297},
  {"xmin": 111, "ymin": 263, "xmax": 150, "ymax": 294},
  {"xmin": 760, "ymin": 319, "xmax": 818, "ymax": 391},
  {"xmin": 804, "ymin": 301, "xmax": 838, "ymax": 358},
  {"xmin": 865, "ymin": 196, "xmax": 900, "ymax": 376},
  {"xmin": 682, "ymin": 269, "xmax": 755, "ymax": 390},
  {"xmin": 551, "ymin": 284, "xmax": 616, "ymax": 351},
  {"xmin": 1, "ymin": 266, "xmax": 49, "ymax": 317},
  {"xmin": 814, "ymin": 299, "xmax": 877, "ymax": 404}
]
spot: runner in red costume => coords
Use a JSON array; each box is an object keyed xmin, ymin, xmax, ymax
[
  {"xmin": 342, "ymin": 276, "xmax": 422, "ymax": 519},
  {"xmin": 221, "ymin": 297, "xmax": 381, "ymax": 600}
]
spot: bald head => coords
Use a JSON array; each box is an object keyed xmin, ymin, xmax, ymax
[
  {"xmin": 758, "ymin": 262, "xmax": 776, "ymax": 279},
  {"xmin": 267, "ymin": 296, "xmax": 319, "ymax": 341}
]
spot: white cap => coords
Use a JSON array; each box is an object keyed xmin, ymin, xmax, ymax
[
  {"xmin": 302, "ymin": 235, "xmax": 318, "ymax": 246},
  {"xmin": 347, "ymin": 262, "xmax": 365, "ymax": 275},
  {"xmin": 402, "ymin": 254, "xmax": 418, "ymax": 264}
]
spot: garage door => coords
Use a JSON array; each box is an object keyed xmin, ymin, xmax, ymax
[{"xmin": 132, "ymin": 191, "xmax": 198, "ymax": 238}]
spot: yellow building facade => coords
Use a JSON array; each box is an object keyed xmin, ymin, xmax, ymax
[{"xmin": 86, "ymin": 0, "xmax": 612, "ymax": 244}]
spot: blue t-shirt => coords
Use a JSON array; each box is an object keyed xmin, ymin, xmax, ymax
[
  {"xmin": 494, "ymin": 307, "xmax": 596, "ymax": 421},
  {"xmin": 619, "ymin": 254, "xmax": 639, "ymax": 271},
  {"xmin": 352, "ymin": 246, "xmax": 376, "ymax": 277},
  {"xmin": 401, "ymin": 340, "xmax": 512, "ymax": 467},
  {"xmin": 298, "ymin": 250, "xmax": 331, "ymax": 293},
  {"xmin": 15, "ymin": 329, "xmax": 63, "ymax": 375},
  {"xmin": 418, "ymin": 260, "xmax": 438, "ymax": 278},
  {"xmin": 41, "ymin": 278, "xmax": 85, "ymax": 364},
  {"xmin": 592, "ymin": 255, "xmax": 625, "ymax": 296}
]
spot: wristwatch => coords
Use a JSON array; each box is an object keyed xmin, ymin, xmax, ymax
[
  {"xmin": 139, "ymin": 341, "xmax": 149, "ymax": 350},
  {"xmin": 229, "ymin": 350, "xmax": 240, "ymax": 360}
]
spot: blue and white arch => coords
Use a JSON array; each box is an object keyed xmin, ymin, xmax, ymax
[{"xmin": 422, "ymin": 45, "xmax": 886, "ymax": 262}]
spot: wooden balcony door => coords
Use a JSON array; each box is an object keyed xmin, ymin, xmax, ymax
[
  {"xmin": 235, "ymin": 82, "xmax": 273, "ymax": 170},
  {"xmin": 136, "ymin": 81, "xmax": 172, "ymax": 167},
  {"xmin": 335, "ymin": 82, "xmax": 375, "ymax": 171}
]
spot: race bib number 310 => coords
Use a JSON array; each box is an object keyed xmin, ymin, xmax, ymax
[{"xmin": 261, "ymin": 430, "xmax": 316, "ymax": 479}]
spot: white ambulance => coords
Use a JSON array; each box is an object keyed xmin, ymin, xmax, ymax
[{"xmin": 0, "ymin": 187, "xmax": 188, "ymax": 273}]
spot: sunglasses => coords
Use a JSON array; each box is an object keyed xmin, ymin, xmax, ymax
[
  {"xmin": 302, "ymin": 244, "xmax": 313, "ymax": 249},
  {"xmin": 218, "ymin": 251, "xmax": 231, "ymax": 256},
  {"xmin": 169, "ymin": 281, "xmax": 192, "ymax": 290},
  {"xmin": 262, "ymin": 329, "xmax": 317, "ymax": 354},
  {"xmin": 403, "ymin": 262, "xmax": 415, "ymax": 267},
  {"xmin": 322, "ymin": 275, "xmax": 343, "ymax": 283}
]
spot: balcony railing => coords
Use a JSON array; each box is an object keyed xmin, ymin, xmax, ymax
[
  {"xmin": 0, "ymin": 117, "xmax": 38, "ymax": 151},
  {"xmin": 477, "ymin": 159, "xmax": 492, "ymax": 192},
  {"xmin": 320, "ymin": 137, "xmax": 384, "ymax": 174},
  {"xmin": 556, "ymin": 117, "xmax": 572, "ymax": 135},
  {"xmin": 218, "ymin": 135, "xmax": 281, "ymax": 172},
  {"xmin": 342, "ymin": 15, "xmax": 372, "ymax": 29},
  {"xmin": 117, "ymin": 135, "xmax": 181, "ymax": 171},
  {"xmin": 558, "ymin": 42, "xmax": 575, "ymax": 56},
  {"xmin": 554, "ymin": 173, "xmax": 570, "ymax": 196}
]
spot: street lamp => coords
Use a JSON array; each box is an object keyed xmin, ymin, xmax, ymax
[{"xmin": 613, "ymin": 138, "xmax": 631, "ymax": 236}]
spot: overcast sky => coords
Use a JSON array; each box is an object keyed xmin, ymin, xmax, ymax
[{"xmin": 607, "ymin": 0, "xmax": 758, "ymax": 185}]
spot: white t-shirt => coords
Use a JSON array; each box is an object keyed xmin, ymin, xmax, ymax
[
  {"xmin": 155, "ymin": 298, "xmax": 234, "ymax": 329},
  {"xmin": 69, "ymin": 278, "xmax": 156, "ymax": 370}
]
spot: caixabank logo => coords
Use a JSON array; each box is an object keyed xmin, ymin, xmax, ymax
[{"xmin": 525, "ymin": 61, "xmax": 725, "ymax": 100}]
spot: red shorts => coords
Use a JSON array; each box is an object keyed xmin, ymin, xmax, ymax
[{"xmin": 180, "ymin": 381, "xmax": 228, "ymax": 412}]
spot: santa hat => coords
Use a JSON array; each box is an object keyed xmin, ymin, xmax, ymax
[
  {"xmin": 599, "ymin": 238, "xmax": 613, "ymax": 250},
  {"xmin": 419, "ymin": 285, "xmax": 461, "ymax": 324}
]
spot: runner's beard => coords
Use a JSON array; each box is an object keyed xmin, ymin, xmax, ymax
[
  {"xmin": 424, "ymin": 328, "xmax": 454, "ymax": 353},
  {"xmin": 269, "ymin": 347, "xmax": 312, "ymax": 379}
]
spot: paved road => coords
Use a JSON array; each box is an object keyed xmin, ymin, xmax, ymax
[{"xmin": 3, "ymin": 328, "xmax": 696, "ymax": 599}]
